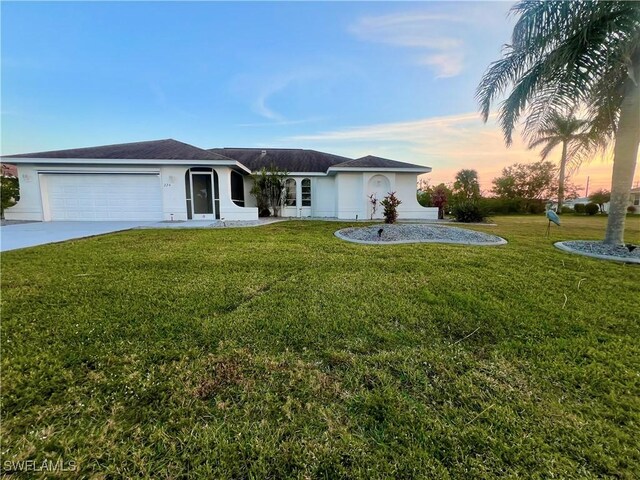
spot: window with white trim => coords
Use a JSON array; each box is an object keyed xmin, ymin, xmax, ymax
[
  {"xmin": 285, "ymin": 178, "xmax": 296, "ymax": 206},
  {"xmin": 301, "ymin": 178, "xmax": 311, "ymax": 207}
]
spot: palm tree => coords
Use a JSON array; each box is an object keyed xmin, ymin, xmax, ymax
[
  {"xmin": 477, "ymin": 0, "xmax": 640, "ymax": 244},
  {"xmin": 527, "ymin": 112, "xmax": 591, "ymax": 213}
]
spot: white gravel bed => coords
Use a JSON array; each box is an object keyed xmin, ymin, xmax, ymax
[
  {"xmin": 143, "ymin": 219, "xmax": 284, "ymax": 229},
  {"xmin": 555, "ymin": 241, "xmax": 640, "ymax": 264},
  {"xmin": 335, "ymin": 224, "xmax": 507, "ymax": 246}
]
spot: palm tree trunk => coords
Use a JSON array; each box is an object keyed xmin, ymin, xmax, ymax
[
  {"xmin": 557, "ymin": 141, "xmax": 567, "ymax": 213},
  {"xmin": 604, "ymin": 54, "xmax": 640, "ymax": 245}
]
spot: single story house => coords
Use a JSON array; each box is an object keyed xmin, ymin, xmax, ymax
[{"xmin": 2, "ymin": 139, "xmax": 437, "ymax": 222}]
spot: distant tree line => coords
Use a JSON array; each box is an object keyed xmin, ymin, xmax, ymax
[{"xmin": 417, "ymin": 161, "xmax": 589, "ymax": 222}]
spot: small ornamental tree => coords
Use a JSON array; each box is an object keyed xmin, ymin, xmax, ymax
[
  {"xmin": 588, "ymin": 189, "xmax": 611, "ymax": 213},
  {"xmin": 431, "ymin": 183, "xmax": 450, "ymax": 219},
  {"xmin": 1, "ymin": 176, "xmax": 20, "ymax": 219},
  {"xmin": 380, "ymin": 192, "xmax": 402, "ymax": 224},
  {"xmin": 368, "ymin": 193, "xmax": 378, "ymax": 219},
  {"xmin": 250, "ymin": 166, "xmax": 288, "ymax": 217}
]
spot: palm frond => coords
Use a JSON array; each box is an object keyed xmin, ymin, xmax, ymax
[{"xmin": 477, "ymin": 0, "xmax": 640, "ymax": 147}]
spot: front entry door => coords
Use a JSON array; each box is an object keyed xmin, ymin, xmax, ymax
[{"xmin": 191, "ymin": 172, "xmax": 215, "ymax": 220}]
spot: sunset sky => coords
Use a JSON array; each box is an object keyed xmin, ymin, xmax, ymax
[{"xmin": 2, "ymin": 1, "xmax": 638, "ymax": 194}]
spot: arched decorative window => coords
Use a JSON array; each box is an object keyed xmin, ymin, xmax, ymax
[
  {"xmin": 285, "ymin": 178, "xmax": 296, "ymax": 206},
  {"xmin": 301, "ymin": 178, "xmax": 311, "ymax": 207}
]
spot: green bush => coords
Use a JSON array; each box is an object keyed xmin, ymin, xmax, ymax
[
  {"xmin": 451, "ymin": 201, "xmax": 488, "ymax": 223},
  {"xmin": 574, "ymin": 203, "xmax": 586, "ymax": 214},
  {"xmin": 417, "ymin": 191, "xmax": 432, "ymax": 207},
  {"xmin": 380, "ymin": 192, "xmax": 402, "ymax": 224},
  {"xmin": 481, "ymin": 197, "xmax": 524, "ymax": 214},
  {"xmin": 1, "ymin": 176, "xmax": 20, "ymax": 219},
  {"xmin": 585, "ymin": 203, "xmax": 599, "ymax": 216},
  {"xmin": 560, "ymin": 206, "xmax": 574, "ymax": 214},
  {"xmin": 527, "ymin": 201, "xmax": 546, "ymax": 214}
]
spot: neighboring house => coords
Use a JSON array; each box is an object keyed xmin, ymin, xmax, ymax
[
  {"xmin": 2, "ymin": 139, "xmax": 437, "ymax": 222},
  {"xmin": 560, "ymin": 197, "xmax": 609, "ymax": 212},
  {"xmin": 630, "ymin": 187, "xmax": 640, "ymax": 214}
]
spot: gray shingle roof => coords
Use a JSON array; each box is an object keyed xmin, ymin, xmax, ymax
[
  {"xmin": 333, "ymin": 155, "xmax": 426, "ymax": 169},
  {"xmin": 3, "ymin": 140, "xmax": 429, "ymax": 172},
  {"xmin": 3, "ymin": 139, "xmax": 232, "ymax": 161},
  {"xmin": 209, "ymin": 148, "xmax": 352, "ymax": 173}
]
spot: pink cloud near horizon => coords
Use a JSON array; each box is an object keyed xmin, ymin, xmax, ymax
[{"xmin": 286, "ymin": 112, "xmax": 639, "ymax": 196}]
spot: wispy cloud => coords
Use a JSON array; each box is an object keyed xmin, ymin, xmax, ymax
[
  {"xmin": 349, "ymin": 12, "xmax": 467, "ymax": 78},
  {"xmin": 232, "ymin": 68, "xmax": 328, "ymax": 123},
  {"xmin": 288, "ymin": 112, "xmax": 485, "ymax": 143},
  {"xmin": 254, "ymin": 81, "xmax": 287, "ymax": 121},
  {"xmin": 283, "ymin": 112, "xmax": 565, "ymax": 190},
  {"xmin": 282, "ymin": 113, "xmax": 626, "ymax": 192},
  {"xmin": 236, "ymin": 117, "xmax": 323, "ymax": 128}
]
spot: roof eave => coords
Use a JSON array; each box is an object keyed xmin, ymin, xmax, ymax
[
  {"xmin": 327, "ymin": 166, "xmax": 431, "ymax": 174},
  {"xmin": 2, "ymin": 157, "xmax": 253, "ymax": 174}
]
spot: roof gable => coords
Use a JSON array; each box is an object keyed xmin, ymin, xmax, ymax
[
  {"xmin": 209, "ymin": 148, "xmax": 351, "ymax": 173},
  {"xmin": 3, "ymin": 139, "xmax": 231, "ymax": 161}
]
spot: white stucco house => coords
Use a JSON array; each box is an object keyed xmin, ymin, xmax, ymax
[{"xmin": 2, "ymin": 139, "xmax": 437, "ymax": 222}]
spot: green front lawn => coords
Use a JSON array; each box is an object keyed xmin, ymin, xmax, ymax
[{"xmin": 2, "ymin": 216, "xmax": 639, "ymax": 478}]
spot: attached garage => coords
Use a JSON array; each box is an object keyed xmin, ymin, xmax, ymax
[{"xmin": 41, "ymin": 173, "xmax": 163, "ymax": 221}]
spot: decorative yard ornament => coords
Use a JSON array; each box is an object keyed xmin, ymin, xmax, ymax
[{"xmin": 545, "ymin": 208, "xmax": 561, "ymax": 237}]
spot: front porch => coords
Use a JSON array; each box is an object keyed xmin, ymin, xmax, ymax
[{"xmin": 183, "ymin": 166, "xmax": 258, "ymax": 221}]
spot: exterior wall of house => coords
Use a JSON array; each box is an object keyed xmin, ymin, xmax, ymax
[
  {"xmin": 312, "ymin": 176, "xmax": 336, "ymax": 218},
  {"xmin": 336, "ymin": 172, "xmax": 364, "ymax": 219},
  {"xmin": 334, "ymin": 171, "xmax": 437, "ymax": 221},
  {"xmin": 4, "ymin": 165, "xmax": 44, "ymax": 221},
  {"xmin": 5, "ymin": 164, "xmax": 435, "ymax": 222},
  {"xmin": 216, "ymin": 168, "xmax": 258, "ymax": 220},
  {"xmin": 4, "ymin": 164, "xmax": 258, "ymax": 222},
  {"xmin": 394, "ymin": 173, "xmax": 438, "ymax": 220},
  {"xmin": 161, "ymin": 166, "xmax": 189, "ymax": 221}
]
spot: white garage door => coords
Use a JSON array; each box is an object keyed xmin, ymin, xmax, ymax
[{"xmin": 43, "ymin": 174, "xmax": 163, "ymax": 221}]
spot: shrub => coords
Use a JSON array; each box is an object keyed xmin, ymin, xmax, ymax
[
  {"xmin": 628, "ymin": 205, "xmax": 637, "ymax": 214},
  {"xmin": 574, "ymin": 203, "xmax": 586, "ymax": 214},
  {"xmin": 585, "ymin": 203, "xmax": 599, "ymax": 216},
  {"xmin": 417, "ymin": 190, "xmax": 432, "ymax": 207},
  {"xmin": 380, "ymin": 192, "xmax": 402, "ymax": 224},
  {"xmin": 480, "ymin": 197, "xmax": 524, "ymax": 214},
  {"xmin": 527, "ymin": 200, "xmax": 546, "ymax": 214},
  {"xmin": 1, "ymin": 176, "xmax": 20, "ymax": 219},
  {"xmin": 560, "ymin": 206, "xmax": 574, "ymax": 214},
  {"xmin": 451, "ymin": 200, "xmax": 488, "ymax": 223}
]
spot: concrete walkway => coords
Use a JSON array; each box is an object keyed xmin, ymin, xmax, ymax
[{"xmin": 0, "ymin": 221, "xmax": 155, "ymax": 252}]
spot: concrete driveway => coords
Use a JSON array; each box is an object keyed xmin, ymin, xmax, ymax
[{"xmin": 0, "ymin": 221, "xmax": 155, "ymax": 252}]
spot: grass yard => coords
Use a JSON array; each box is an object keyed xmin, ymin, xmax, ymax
[{"xmin": 1, "ymin": 216, "xmax": 639, "ymax": 478}]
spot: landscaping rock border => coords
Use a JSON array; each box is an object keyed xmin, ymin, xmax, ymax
[
  {"xmin": 335, "ymin": 224, "xmax": 507, "ymax": 246},
  {"xmin": 555, "ymin": 241, "xmax": 640, "ymax": 264}
]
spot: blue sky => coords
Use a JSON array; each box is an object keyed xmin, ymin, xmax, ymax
[{"xmin": 1, "ymin": 1, "xmax": 625, "ymax": 190}]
